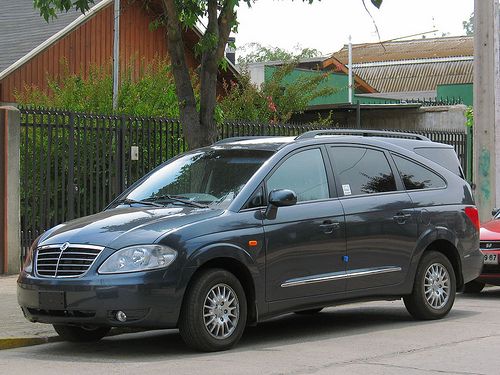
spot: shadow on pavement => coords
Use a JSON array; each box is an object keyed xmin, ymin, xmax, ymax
[
  {"xmin": 19, "ymin": 299, "xmax": 479, "ymax": 361},
  {"xmin": 458, "ymin": 285, "xmax": 500, "ymax": 300}
]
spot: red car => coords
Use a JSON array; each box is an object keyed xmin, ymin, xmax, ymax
[{"xmin": 465, "ymin": 210, "xmax": 500, "ymax": 293}]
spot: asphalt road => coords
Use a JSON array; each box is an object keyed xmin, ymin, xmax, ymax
[{"xmin": 1, "ymin": 287, "xmax": 500, "ymax": 375}]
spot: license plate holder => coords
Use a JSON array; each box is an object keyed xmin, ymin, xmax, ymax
[{"xmin": 39, "ymin": 291, "xmax": 66, "ymax": 309}]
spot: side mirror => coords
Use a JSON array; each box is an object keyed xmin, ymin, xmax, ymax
[{"xmin": 265, "ymin": 189, "xmax": 297, "ymax": 220}]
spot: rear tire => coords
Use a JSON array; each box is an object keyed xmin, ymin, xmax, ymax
[
  {"xmin": 179, "ymin": 268, "xmax": 247, "ymax": 352},
  {"xmin": 463, "ymin": 280, "xmax": 485, "ymax": 293},
  {"xmin": 404, "ymin": 251, "xmax": 456, "ymax": 320},
  {"xmin": 53, "ymin": 325, "xmax": 110, "ymax": 342}
]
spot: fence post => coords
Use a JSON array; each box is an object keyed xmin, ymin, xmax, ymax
[
  {"xmin": 67, "ymin": 113, "xmax": 75, "ymax": 221},
  {"xmin": 0, "ymin": 106, "xmax": 21, "ymax": 275},
  {"xmin": 117, "ymin": 116, "xmax": 126, "ymax": 194}
]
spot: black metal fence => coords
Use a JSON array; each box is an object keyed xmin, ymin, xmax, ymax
[
  {"xmin": 19, "ymin": 107, "xmax": 470, "ymax": 260},
  {"xmin": 20, "ymin": 108, "xmax": 186, "ymax": 256}
]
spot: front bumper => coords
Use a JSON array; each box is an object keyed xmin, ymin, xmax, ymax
[{"xmin": 17, "ymin": 268, "xmax": 184, "ymax": 328}]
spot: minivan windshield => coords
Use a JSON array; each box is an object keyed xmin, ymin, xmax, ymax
[{"xmin": 116, "ymin": 149, "xmax": 273, "ymax": 209}]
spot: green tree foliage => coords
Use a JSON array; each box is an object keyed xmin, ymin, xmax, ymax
[
  {"xmin": 15, "ymin": 55, "xmax": 189, "ymax": 118},
  {"xmin": 463, "ymin": 12, "xmax": 474, "ymax": 35},
  {"xmin": 466, "ymin": 106, "xmax": 473, "ymax": 128},
  {"xmin": 219, "ymin": 59, "xmax": 341, "ymax": 123},
  {"xmin": 237, "ymin": 43, "xmax": 322, "ymax": 64},
  {"xmin": 33, "ymin": 0, "xmax": 383, "ymax": 148}
]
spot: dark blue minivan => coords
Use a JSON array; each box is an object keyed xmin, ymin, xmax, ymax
[{"xmin": 18, "ymin": 130, "xmax": 483, "ymax": 351}]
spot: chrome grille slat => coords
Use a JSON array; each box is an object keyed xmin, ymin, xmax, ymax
[{"xmin": 35, "ymin": 244, "xmax": 105, "ymax": 278}]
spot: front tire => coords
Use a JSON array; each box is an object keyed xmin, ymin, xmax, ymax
[
  {"xmin": 179, "ymin": 268, "xmax": 247, "ymax": 352},
  {"xmin": 53, "ymin": 325, "xmax": 110, "ymax": 342},
  {"xmin": 404, "ymin": 251, "xmax": 456, "ymax": 320}
]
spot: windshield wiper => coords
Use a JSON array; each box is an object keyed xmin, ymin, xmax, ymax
[
  {"xmin": 143, "ymin": 195, "xmax": 208, "ymax": 208},
  {"xmin": 115, "ymin": 198, "xmax": 164, "ymax": 208}
]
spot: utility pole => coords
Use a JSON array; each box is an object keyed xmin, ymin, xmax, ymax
[
  {"xmin": 473, "ymin": 0, "xmax": 500, "ymax": 222},
  {"xmin": 348, "ymin": 35, "xmax": 353, "ymax": 104},
  {"xmin": 113, "ymin": 0, "xmax": 120, "ymax": 109}
]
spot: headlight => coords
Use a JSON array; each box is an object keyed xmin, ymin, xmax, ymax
[
  {"xmin": 23, "ymin": 248, "xmax": 34, "ymax": 274},
  {"xmin": 22, "ymin": 234, "xmax": 44, "ymax": 274},
  {"xmin": 98, "ymin": 244, "xmax": 177, "ymax": 274}
]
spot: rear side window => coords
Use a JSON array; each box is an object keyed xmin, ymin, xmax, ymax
[
  {"xmin": 392, "ymin": 154, "xmax": 446, "ymax": 190},
  {"xmin": 330, "ymin": 146, "xmax": 397, "ymax": 196},
  {"xmin": 266, "ymin": 148, "xmax": 329, "ymax": 202},
  {"xmin": 414, "ymin": 147, "xmax": 464, "ymax": 178}
]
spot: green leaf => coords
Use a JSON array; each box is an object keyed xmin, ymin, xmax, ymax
[{"xmin": 371, "ymin": 0, "xmax": 382, "ymax": 8}]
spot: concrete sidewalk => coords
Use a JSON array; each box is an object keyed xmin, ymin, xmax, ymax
[{"xmin": 0, "ymin": 274, "xmax": 60, "ymax": 349}]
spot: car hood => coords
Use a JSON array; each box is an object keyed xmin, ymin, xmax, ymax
[
  {"xmin": 38, "ymin": 206, "xmax": 223, "ymax": 249},
  {"xmin": 480, "ymin": 219, "xmax": 500, "ymax": 241}
]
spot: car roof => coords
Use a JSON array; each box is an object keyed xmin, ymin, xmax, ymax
[
  {"xmin": 211, "ymin": 130, "xmax": 464, "ymax": 178},
  {"xmin": 212, "ymin": 130, "xmax": 449, "ymax": 153},
  {"xmin": 212, "ymin": 136, "xmax": 294, "ymax": 151}
]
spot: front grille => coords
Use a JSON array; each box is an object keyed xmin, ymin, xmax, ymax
[
  {"xmin": 35, "ymin": 244, "xmax": 104, "ymax": 278},
  {"xmin": 480, "ymin": 241, "xmax": 500, "ymax": 250}
]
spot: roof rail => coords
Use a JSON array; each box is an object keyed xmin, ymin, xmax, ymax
[
  {"xmin": 295, "ymin": 129, "xmax": 431, "ymax": 141},
  {"xmin": 213, "ymin": 136, "xmax": 267, "ymax": 145}
]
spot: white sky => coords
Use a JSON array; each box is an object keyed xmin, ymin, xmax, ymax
[{"xmin": 234, "ymin": 0, "xmax": 474, "ymax": 56}]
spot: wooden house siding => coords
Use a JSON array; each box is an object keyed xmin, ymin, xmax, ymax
[
  {"xmin": 1, "ymin": 4, "xmax": 111, "ymax": 103},
  {"xmin": 0, "ymin": 0, "xmax": 206, "ymax": 103}
]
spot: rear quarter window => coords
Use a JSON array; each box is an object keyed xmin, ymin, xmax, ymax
[
  {"xmin": 392, "ymin": 154, "xmax": 446, "ymax": 190},
  {"xmin": 413, "ymin": 147, "xmax": 463, "ymax": 178}
]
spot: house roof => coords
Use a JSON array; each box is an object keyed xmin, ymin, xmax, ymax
[
  {"xmin": 0, "ymin": 0, "xmax": 105, "ymax": 73},
  {"xmin": 0, "ymin": 0, "xmax": 238, "ymax": 94},
  {"xmin": 321, "ymin": 56, "xmax": 377, "ymax": 93},
  {"xmin": 353, "ymin": 56, "xmax": 473, "ymax": 93},
  {"xmin": 332, "ymin": 36, "xmax": 473, "ymax": 93},
  {"xmin": 333, "ymin": 36, "xmax": 473, "ymax": 64}
]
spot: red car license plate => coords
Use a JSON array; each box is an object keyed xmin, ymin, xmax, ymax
[{"xmin": 484, "ymin": 253, "xmax": 499, "ymax": 265}]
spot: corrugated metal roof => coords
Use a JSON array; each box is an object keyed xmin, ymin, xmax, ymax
[
  {"xmin": 332, "ymin": 36, "xmax": 473, "ymax": 93},
  {"xmin": 354, "ymin": 58, "xmax": 473, "ymax": 92},
  {"xmin": 334, "ymin": 36, "xmax": 473, "ymax": 64}
]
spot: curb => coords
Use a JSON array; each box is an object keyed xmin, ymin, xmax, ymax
[
  {"xmin": 0, "ymin": 335, "xmax": 60, "ymax": 350},
  {"xmin": 0, "ymin": 327, "xmax": 146, "ymax": 350}
]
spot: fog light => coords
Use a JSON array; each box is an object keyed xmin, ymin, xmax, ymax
[{"xmin": 116, "ymin": 310, "xmax": 127, "ymax": 322}]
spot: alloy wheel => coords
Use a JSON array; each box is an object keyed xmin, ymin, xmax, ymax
[
  {"xmin": 203, "ymin": 283, "xmax": 240, "ymax": 339},
  {"xmin": 424, "ymin": 262, "xmax": 451, "ymax": 309}
]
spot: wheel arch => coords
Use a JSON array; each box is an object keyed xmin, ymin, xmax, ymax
[
  {"xmin": 425, "ymin": 239, "xmax": 463, "ymax": 290},
  {"xmin": 410, "ymin": 227, "xmax": 464, "ymax": 291},
  {"xmin": 180, "ymin": 244, "xmax": 260, "ymax": 326}
]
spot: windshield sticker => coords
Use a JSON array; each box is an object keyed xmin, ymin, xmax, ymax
[{"xmin": 342, "ymin": 184, "xmax": 352, "ymax": 196}]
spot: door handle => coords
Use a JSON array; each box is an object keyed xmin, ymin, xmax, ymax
[
  {"xmin": 393, "ymin": 213, "xmax": 412, "ymax": 224},
  {"xmin": 320, "ymin": 221, "xmax": 340, "ymax": 234}
]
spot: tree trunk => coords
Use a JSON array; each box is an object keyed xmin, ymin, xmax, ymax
[
  {"xmin": 198, "ymin": 0, "xmax": 227, "ymax": 147},
  {"xmin": 162, "ymin": 0, "xmax": 205, "ymax": 149},
  {"xmin": 162, "ymin": 0, "xmax": 236, "ymax": 149}
]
